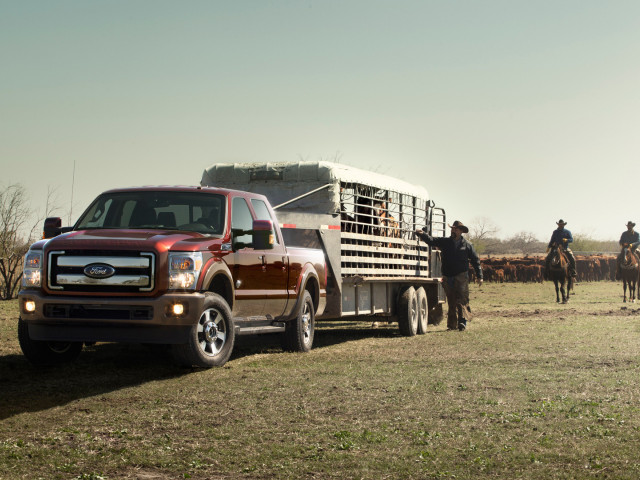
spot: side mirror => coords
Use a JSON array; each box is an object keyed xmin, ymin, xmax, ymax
[
  {"xmin": 43, "ymin": 217, "xmax": 62, "ymax": 239},
  {"xmin": 43, "ymin": 217, "xmax": 73, "ymax": 239},
  {"xmin": 252, "ymin": 220, "xmax": 275, "ymax": 250},
  {"xmin": 231, "ymin": 227, "xmax": 248, "ymax": 251}
]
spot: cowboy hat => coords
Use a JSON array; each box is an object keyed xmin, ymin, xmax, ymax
[
  {"xmin": 556, "ymin": 219, "xmax": 567, "ymax": 226},
  {"xmin": 449, "ymin": 220, "xmax": 469, "ymax": 233},
  {"xmin": 626, "ymin": 221, "xmax": 636, "ymax": 228}
]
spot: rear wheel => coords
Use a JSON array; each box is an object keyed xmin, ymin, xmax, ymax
[
  {"xmin": 282, "ymin": 290, "xmax": 315, "ymax": 352},
  {"xmin": 172, "ymin": 293, "xmax": 235, "ymax": 368},
  {"xmin": 397, "ymin": 286, "xmax": 418, "ymax": 336},
  {"xmin": 416, "ymin": 287, "xmax": 428, "ymax": 334},
  {"xmin": 18, "ymin": 318, "xmax": 83, "ymax": 365}
]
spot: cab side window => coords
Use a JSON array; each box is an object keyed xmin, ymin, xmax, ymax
[{"xmin": 231, "ymin": 197, "xmax": 253, "ymax": 247}]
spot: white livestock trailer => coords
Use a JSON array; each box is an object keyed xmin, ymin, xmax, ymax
[{"xmin": 201, "ymin": 161, "xmax": 446, "ymax": 335}]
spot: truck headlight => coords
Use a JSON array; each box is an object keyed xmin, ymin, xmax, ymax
[
  {"xmin": 22, "ymin": 251, "xmax": 43, "ymax": 288},
  {"xmin": 168, "ymin": 252, "xmax": 203, "ymax": 290}
]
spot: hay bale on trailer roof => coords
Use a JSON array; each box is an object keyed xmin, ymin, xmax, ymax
[{"xmin": 201, "ymin": 161, "xmax": 430, "ymax": 214}]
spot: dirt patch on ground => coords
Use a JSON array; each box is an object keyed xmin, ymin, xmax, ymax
[{"xmin": 482, "ymin": 305, "xmax": 640, "ymax": 320}]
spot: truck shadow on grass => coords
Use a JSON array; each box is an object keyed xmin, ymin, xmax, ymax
[
  {"xmin": 233, "ymin": 321, "xmax": 406, "ymax": 353},
  {"xmin": 315, "ymin": 321, "xmax": 406, "ymax": 348},
  {"xmin": 0, "ymin": 324, "xmax": 417, "ymax": 420},
  {"xmin": 0, "ymin": 343, "xmax": 185, "ymax": 420}
]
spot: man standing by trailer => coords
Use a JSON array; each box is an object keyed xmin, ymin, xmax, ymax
[{"xmin": 415, "ymin": 221, "xmax": 483, "ymax": 331}]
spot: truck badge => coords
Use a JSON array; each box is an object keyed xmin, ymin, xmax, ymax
[{"xmin": 84, "ymin": 264, "xmax": 116, "ymax": 279}]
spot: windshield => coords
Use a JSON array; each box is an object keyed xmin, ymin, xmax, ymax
[{"xmin": 75, "ymin": 191, "xmax": 226, "ymax": 235}]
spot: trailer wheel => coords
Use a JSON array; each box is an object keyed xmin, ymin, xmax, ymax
[
  {"xmin": 172, "ymin": 293, "xmax": 235, "ymax": 368},
  {"xmin": 282, "ymin": 290, "xmax": 315, "ymax": 353},
  {"xmin": 416, "ymin": 287, "xmax": 428, "ymax": 334},
  {"xmin": 18, "ymin": 317, "xmax": 83, "ymax": 365},
  {"xmin": 397, "ymin": 286, "xmax": 418, "ymax": 337}
]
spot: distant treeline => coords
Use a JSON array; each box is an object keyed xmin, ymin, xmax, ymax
[{"xmin": 470, "ymin": 233, "xmax": 618, "ymax": 256}]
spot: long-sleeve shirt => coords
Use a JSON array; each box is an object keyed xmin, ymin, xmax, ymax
[
  {"xmin": 416, "ymin": 231, "xmax": 482, "ymax": 279},
  {"xmin": 548, "ymin": 228, "xmax": 573, "ymax": 248},
  {"xmin": 619, "ymin": 230, "xmax": 640, "ymax": 246}
]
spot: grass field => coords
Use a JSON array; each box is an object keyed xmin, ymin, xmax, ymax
[{"xmin": 1, "ymin": 281, "xmax": 639, "ymax": 479}]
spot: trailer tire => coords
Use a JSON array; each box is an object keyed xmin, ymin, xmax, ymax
[
  {"xmin": 172, "ymin": 293, "xmax": 235, "ymax": 368},
  {"xmin": 282, "ymin": 290, "xmax": 315, "ymax": 353},
  {"xmin": 397, "ymin": 286, "xmax": 418, "ymax": 337},
  {"xmin": 416, "ymin": 287, "xmax": 428, "ymax": 334},
  {"xmin": 18, "ymin": 317, "xmax": 83, "ymax": 365}
]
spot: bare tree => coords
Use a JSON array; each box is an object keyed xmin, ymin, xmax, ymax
[
  {"xmin": 508, "ymin": 231, "xmax": 544, "ymax": 255},
  {"xmin": 0, "ymin": 184, "xmax": 39, "ymax": 300},
  {"xmin": 468, "ymin": 216, "xmax": 501, "ymax": 254}
]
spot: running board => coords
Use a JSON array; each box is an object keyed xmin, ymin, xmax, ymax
[{"xmin": 235, "ymin": 322, "xmax": 286, "ymax": 336}]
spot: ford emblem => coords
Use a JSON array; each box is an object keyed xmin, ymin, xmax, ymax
[{"xmin": 84, "ymin": 263, "xmax": 116, "ymax": 279}]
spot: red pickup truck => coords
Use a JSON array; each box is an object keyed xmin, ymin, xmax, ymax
[{"xmin": 18, "ymin": 186, "xmax": 326, "ymax": 367}]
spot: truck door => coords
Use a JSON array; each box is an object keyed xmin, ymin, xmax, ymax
[
  {"xmin": 230, "ymin": 196, "xmax": 265, "ymax": 316},
  {"xmin": 250, "ymin": 198, "xmax": 289, "ymax": 318}
]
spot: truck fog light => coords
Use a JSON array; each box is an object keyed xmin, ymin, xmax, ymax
[
  {"xmin": 24, "ymin": 300, "xmax": 36, "ymax": 313},
  {"xmin": 172, "ymin": 303, "xmax": 185, "ymax": 316}
]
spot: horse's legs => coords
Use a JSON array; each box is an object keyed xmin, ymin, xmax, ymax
[
  {"xmin": 560, "ymin": 282, "xmax": 568, "ymax": 304},
  {"xmin": 623, "ymin": 279, "xmax": 628, "ymax": 302}
]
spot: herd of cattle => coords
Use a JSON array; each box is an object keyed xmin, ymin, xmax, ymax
[{"xmin": 470, "ymin": 255, "xmax": 618, "ymax": 283}]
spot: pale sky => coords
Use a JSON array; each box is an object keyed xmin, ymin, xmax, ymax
[{"xmin": 2, "ymin": 1, "xmax": 639, "ymax": 241}]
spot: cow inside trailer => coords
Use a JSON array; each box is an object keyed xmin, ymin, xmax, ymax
[{"xmin": 201, "ymin": 161, "xmax": 446, "ymax": 332}]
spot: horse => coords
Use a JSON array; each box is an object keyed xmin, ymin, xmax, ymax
[
  {"xmin": 547, "ymin": 242, "xmax": 573, "ymax": 304},
  {"xmin": 619, "ymin": 245, "xmax": 639, "ymax": 302}
]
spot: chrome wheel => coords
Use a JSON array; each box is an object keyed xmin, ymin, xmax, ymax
[
  {"xmin": 172, "ymin": 293, "xmax": 235, "ymax": 368},
  {"xmin": 301, "ymin": 302, "xmax": 312, "ymax": 347},
  {"xmin": 282, "ymin": 290, "xmax": 315, "ymax": 353},
  {"xmin": 198, "ymin": 308, "xmax": 227, "ymax": 357}
]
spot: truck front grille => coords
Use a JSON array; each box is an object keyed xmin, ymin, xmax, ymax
[
  {"xmin": 44, "ymin": 304, "xmax": 154, "ymax": 320},
  {"xmin": 48, "ymin": 251, "xmax": 156, "ymax": 293}
]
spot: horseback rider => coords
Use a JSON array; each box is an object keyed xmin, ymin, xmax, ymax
[
  {"xmin": 616, "ymin": 221, "xmax": 640, "ymax": 280},
  {"xmin": 545, "ymin": 219, "xmax": 577, "ymax": 279}
]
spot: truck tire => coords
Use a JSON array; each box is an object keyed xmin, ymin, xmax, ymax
[
  {"xmin": 172, "ymin": 293, "xmax": 235, "ymax": 368},
  {"xmin": 397, "ymin": 286, "xmax": 418, "ymax": 337},
  {"xmin": 282, "ymin": 290, "xmax": 315, "ymax": 353},
  {"xmin": 416, "ymin": 287, "xmax": 428, "ymax": 334},
  {"xmin": 18, "ymin": 317, "xmax": 83, "ymax": 365}
]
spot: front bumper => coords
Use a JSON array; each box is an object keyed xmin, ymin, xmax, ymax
[{"xmin": 18, "ymin": 290, "xmax": 206, "ymax": 344}]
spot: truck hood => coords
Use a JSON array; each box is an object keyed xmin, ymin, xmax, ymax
[{"xmin": 42, "ymin": 229, "xmax": 224, "ymax": 253}]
